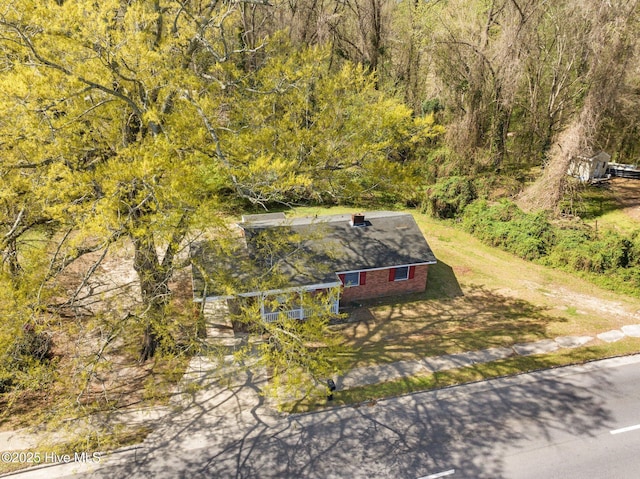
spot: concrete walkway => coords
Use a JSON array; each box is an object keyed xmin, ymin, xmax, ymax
[
  {"xmin": 201, "ymin": 299, "xmax": 244, "ymax": 348},
  {"xmin": 338, "ymin": 325, "xmax": 640, "ymax": 389}
]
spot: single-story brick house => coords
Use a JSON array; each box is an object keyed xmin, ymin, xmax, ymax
[{"xmin": 191, "ymin": 211, "xmax": 437, "ymax": 322}]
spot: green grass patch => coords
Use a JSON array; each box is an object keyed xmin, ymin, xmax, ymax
[
  {"xmin": 593, "ymin": 209, "xmax": 640, "ymax": 235},
  {"xmin": 565, "ymin": 306, "xmax": 579, "ymax": 316},
  {"xmin": 567, "ymin": 183, "xmax": 639, "ymax": 232},
  {"xmin": 462, "ymin": 199, "xmax": 640, "ymax": 297},
  {"xmin": 573, "ymin": 184, "xmax": 638, "ymax": 231},
  {"xmin": 568, "ymin": 184, "xmax": 620, "ymax": 220}
]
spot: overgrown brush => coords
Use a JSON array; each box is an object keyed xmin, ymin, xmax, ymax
[
  {"xmin": 462, "ymin": 200, "xmax": 553, "ymax": 260},
  {"xmin": 460, "ymin": 200, "xmax": 640, "ymax": 296}
]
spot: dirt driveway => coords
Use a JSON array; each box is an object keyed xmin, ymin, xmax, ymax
[{"xmin": 609, "ymin": 177, "xmax": 640, "ymax": 222}]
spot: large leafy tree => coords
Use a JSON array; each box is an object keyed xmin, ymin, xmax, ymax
[
  {"xmin": 518, "ymin": 0, "xmax": 639, "ymax": 211},
  {"xmin": 221, "ymin": 37, "xmax": 444, "ymax": 206},
  {"xmin": 0, "ymin": 1, "xmax": 437, "ymax": 411},
  {"xmin": 0, "ymin": 0, "xmax": 267, "ymax": 360}
]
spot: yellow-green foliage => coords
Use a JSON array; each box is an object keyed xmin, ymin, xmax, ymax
[
  {"xmin": 234, "ymin": 289, "xmax": 347, "ymax": 403},
  {"xmin": 462, "ymin": 200, "xmax": 640, "ymax": 296},
  {"xmin": 0, "ymin": 273, "xmax": 56, "ymax": 403},
  {"xmin": 0, "ymin": 0, "xmax": 442, "ymax": 414},
  {"xmin": 223, "ymin": 38, "xmax": 444, "ymax": 204}
]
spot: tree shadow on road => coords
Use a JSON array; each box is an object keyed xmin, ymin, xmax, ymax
[{"xmin": 83, "ymin": 358, "xmax": 618, "ymax": 479}]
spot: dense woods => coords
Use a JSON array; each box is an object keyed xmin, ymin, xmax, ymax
[{"xmin": 1, "ymin": 0, "xmax": 640, "ymax": 410}]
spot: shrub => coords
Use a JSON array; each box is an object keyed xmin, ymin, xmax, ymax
[
  {"xmin": 14, "ymin": 325, "xmax": 52, "ymax": 362},
  {"xmin": 546, "ymin": 229, "xmax": 631, "ymax": 274},
  {"xmin": 460, "ymin": 199, "xmax": 640, "ymax": 297},
  {"xmin": 627, "ymin": 231, "xmax": 640, "ymax": 267},
  {"xmin": 424, "ymin": 176, "xmax": 476, "ymax": 218},
  {"xmin": 462, "ymin": 200, "xmax": 554, "ymax": 260},
  {"xmin": 0, "ymin": 324, "xmax": 53, "ymax": 394},
  {"xmin": 544, "ymin": 228, "xmax": 591, "ymax": 269}
]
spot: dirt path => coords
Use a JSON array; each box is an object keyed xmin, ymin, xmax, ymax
[{"xmin": 609, "ymin": 177, "xmax": 640, "ymax": 222}]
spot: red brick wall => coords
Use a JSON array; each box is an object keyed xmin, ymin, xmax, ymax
[{"xmin": 340, "ymin": 265, "xmax": 429, "ymax": 302}]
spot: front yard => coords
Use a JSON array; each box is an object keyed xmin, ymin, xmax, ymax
[{"xmin": 296, "ymin": 206, "xmax": 640, "ymax": 372}]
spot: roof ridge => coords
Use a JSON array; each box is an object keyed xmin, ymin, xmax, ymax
[{"xmin": 241, "ymin": 210, "xmax": 412, "ymax": 227}]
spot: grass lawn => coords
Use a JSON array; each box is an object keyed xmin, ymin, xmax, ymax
[
  {"xmin": 294, "ymin": 206, "xmax": 640, "ymax": 372},
  {"xmin": 573, "ymin": 180, "xmax": 640, "ymax": 233}
]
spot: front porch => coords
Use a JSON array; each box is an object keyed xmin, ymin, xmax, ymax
[
  {"xmin": 260, "ymin": 287, "xmax": 341, "ymax": 323},
  {"xmin": 262, "ymin": 300, "xmax": 340, "ymax": 322}
]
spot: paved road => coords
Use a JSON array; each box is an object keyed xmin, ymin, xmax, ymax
[{"xmin": 9, "ymin": 356, "xmax": 640, "ymax": 479}]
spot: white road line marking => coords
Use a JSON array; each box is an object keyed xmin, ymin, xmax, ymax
[
  {"xmin": 610, "ymin": 423, "xmax": 640, "ymax": 435},
  {"xmin": 418, "ymin": 470, "xmax": 455, "ymax": 479}
]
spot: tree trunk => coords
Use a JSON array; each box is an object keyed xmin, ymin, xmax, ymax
[
  {"xmin": 4, "ymin": 238, "xmax": 22, "ymax": 276},
  {"xmin": 491, "ymin": 102, "xmax": 511, "ymax": 168},
  {"xmin": 518, "ymin": 1, "xmax": 638, "ymax": 212},
  {"xmin": 130, "ymin": 212, "xmax": 190, "ymax": 361},
  {"xmin": 132, "ymin": 231, "xmax": 169, "ymax": 361},
  {"xmin": 140, "ymin": 321, "xmax": 159, "ymax": 362}
]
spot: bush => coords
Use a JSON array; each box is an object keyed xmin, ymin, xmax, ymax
[
  {"xmin": 459, "ymin": 199, "xmax": 640, "ymax": 297},
  {"xmin": 0, "ymin": 324, "xmax": 52, "ymax": 394},
  {"xmin": 0, "ymin": 370, "xmax": 12, "ymax": 394},
  {"xmin": 545, "ymin": 229, "xmax": 631, "ymax": 274},
  {"xmin": 627, "ymin": 231, "xmax": 640, "ymax": 267},
  {"xmin": 12, "ymin": 325, "xmax": 52, "ymax": 362},
  {"xmin": 543, "ymin": 228, "xmax": 590, "ymax": 269},
  {"xmin": 462, "ymin": 200, "xmax": 554, "ymax": 260},
  {"xmin": 424, "ymin": 176, "xmax": 476, "ymax": 218}
]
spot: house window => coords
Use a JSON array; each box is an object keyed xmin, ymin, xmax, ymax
[
  {"xmin": 389, "ymin": 266, "xmax": 415, "ymax": 282},
  {"xmin": 344, "ymin": 272, "xmax": 361, "ymax": 287},
  {"xmin": 340, "ymin": 271, "xmax": 367, "ymax": 288},
  {"xmin": 394, "ymin": 266, "xmax": 409, "ymax": 281}
]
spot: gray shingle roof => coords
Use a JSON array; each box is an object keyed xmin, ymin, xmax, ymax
[{"xmin": 191, "ymin": 211, "xmax": 436, "ymax": 298}]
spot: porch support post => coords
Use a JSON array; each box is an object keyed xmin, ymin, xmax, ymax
[{"xmin": 299, "ymin": 290, "xmax": 304, "ymax": 319}]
